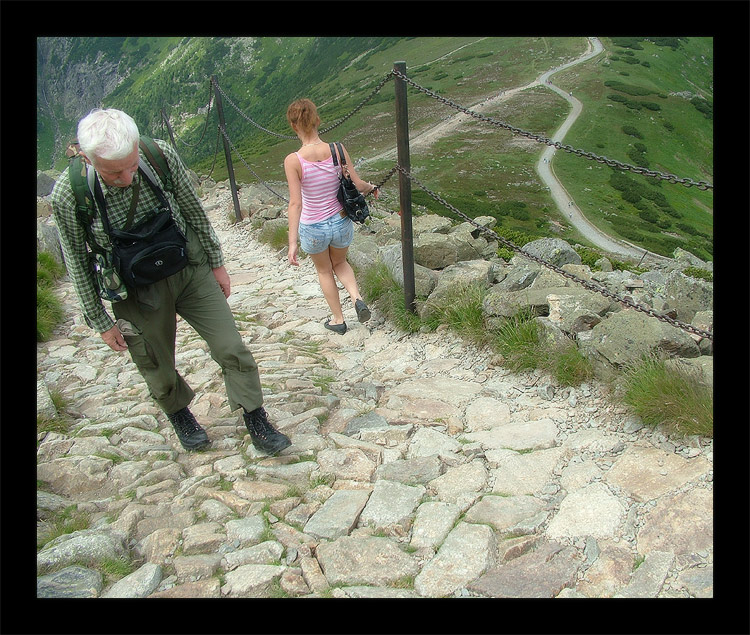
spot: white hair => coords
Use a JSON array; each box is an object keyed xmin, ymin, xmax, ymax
[{"xmin": 77, "ymin": 109, "xmax": 140, "ymax": 161}]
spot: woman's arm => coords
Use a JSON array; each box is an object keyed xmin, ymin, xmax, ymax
[
  {"xmin": 339, "ymin": 145, "xmax": 378, "ymax": 197},
  {"xmin": 284, "ymin": 153, "xmax": 303, "ymax": 266}
]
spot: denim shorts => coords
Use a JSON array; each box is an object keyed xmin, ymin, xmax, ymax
[{"xmin": 299, "ymin": 213, "xmax": 354, "ymax": 255}]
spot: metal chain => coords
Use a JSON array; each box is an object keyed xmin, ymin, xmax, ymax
[
  {"xmin": 391, "ymin": 69, "xmax": 713, "ymax": 191},
  {"xmin": 319, "ymin": 72, "xmax": 396, "ymax": 135},
  {"xmin": 396, "ymin": 165, "xmax": 713, "ymax": 341},
  {"xmin": 212, "ymin": 79, "xmax": 297, "ymax": 140},
  {"xmin": 212, "ymin": 73, "xmax": 395, "ymax": 141},
  {"xmin": 218, "ymin": 125, "xmax": 291, "ymax": 202}
]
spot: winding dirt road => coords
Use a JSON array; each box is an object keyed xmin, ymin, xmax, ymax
[{"xmin": 363, "ymin": 37, "xmax": 667, "ymax": 265}]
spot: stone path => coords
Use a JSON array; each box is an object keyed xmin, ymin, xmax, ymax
[{"xmin": 36, "ymin": 184, "xmax": 713, "ymax": 600}]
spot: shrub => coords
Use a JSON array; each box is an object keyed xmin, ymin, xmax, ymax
[
  {"xmin": 422, "ymin": 282, "xmax": 489, "ymax": 347},
  {"xmin": 544, "ymin": 342, "xmax": 594, "ymax": 386},
  {"xmin": 683, "ymin": 267, "xmax": 713, "ymax": 282},
  {"xmin": 690, "ymin": 97, "xmax": 713, "ymax": 119},
  {"xmin": 640, "ymin": 101, "xmax": 661, "ymax": 111},
  {"xmin": 638, "ymin": 209, "xmax": 659, "ymax": 224},
  {"xmin": 622, "ymin": 125, "xmax": 643, "ymax": 138}
]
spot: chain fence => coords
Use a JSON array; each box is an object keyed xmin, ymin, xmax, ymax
[{"xmin": 158, "ymin": 64, "xmax": 713, "ymax": 342}]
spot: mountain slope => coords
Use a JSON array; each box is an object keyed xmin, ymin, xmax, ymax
[{"xmin": 37, "ymin": 36, "xmax": 712, "ymax": 259}]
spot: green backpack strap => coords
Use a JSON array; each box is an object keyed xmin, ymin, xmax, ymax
[
  {"xmin": 139, "ymin": 136, "xmax": 174, "ymax": 194},
  {"xmin": 68, "ymin": 156, "xmax": 107, "ymax": 254}
]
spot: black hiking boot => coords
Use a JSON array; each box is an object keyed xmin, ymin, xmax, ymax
[
  {"xmin": 166, "ymin": 407, "xmax": 210, "ymax": 451},
  {"xmin": 243, "ymin": 407, "xmax": 291, "ymax": 455}
]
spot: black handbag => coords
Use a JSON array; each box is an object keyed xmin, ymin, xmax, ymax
[
  {"xmin": 93, "ymin": 164, "xmax": 188, "ymax": 288},
  {"xmin": 330, "ymin": 142, "xmax": 370, "ymax": 223}
]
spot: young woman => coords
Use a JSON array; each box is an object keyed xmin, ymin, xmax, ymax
[{"xmin": 284, "ymin": 98, "xmax": 377, "ymax": 335}]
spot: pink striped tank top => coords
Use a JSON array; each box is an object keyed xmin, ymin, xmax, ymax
[{"xmin": 295, "ymin": 152, "xmax": 343, "ymax": 224}]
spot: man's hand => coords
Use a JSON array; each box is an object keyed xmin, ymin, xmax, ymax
[
  {"xmin": 213, "ymin": 265, "xmax": 231, "ymax": 298},
  {"xmin": 101, "ymin": 324, "xmax": 128, "ymax": 352}
]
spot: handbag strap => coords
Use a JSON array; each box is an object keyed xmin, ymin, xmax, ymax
[
  {"xmin": 335, "ymin": 142, "xmax": 350, "ymax": 177},
  {"xmin": 329, "ymin": 142, "xmax": 350, "ymax": 178}
]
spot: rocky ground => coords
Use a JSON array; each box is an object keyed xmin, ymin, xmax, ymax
[{"xmin": 36, "ymin": 183, "xmax": 713, "ymax": 602}]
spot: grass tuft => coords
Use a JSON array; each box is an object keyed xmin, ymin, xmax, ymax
[{"xmin": 621, "ymin": 353, "xmax": 713, "ymax": 437}]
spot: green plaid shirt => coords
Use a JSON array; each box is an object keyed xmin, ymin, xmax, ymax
[{"xmin": 51, "ymin": 139, "xmax": 224, "ymax": 333}]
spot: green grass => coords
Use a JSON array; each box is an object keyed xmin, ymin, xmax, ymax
[
  {"xmin": 37, "ymin": 505, "xmax": 92, "ymax": 550},
  {"xmin": 360, "ymin": 265, "xmax": 593, "ymax": 387},
  {"xmin": 621, "ymin": 353, "xmax": 713, "ymax": 437},
  {"xmin": 359, "ymin": 262, "xmax": 423, "ymax": 333},
  {"xmin": 37, "ymin": 251, "xmax": 66, "ymax": 342},
  {"xmin": 37, "ymin": 389, "xmax": 72, "ymax": 436}
]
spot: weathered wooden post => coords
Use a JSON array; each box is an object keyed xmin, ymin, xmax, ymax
[
  {"xmin": 393, "ymin": 62, "xmax": 416, "ymax": 314},
  {"xmin": 211, "ymin": 76, "xmax": 242, "ymax": 222}
]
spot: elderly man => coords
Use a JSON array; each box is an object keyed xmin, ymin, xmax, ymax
[{"xmin": 51, "ymin": 108, "xmax": 290, "ymax": 455}]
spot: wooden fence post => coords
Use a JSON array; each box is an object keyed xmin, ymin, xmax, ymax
[
  {"xmin": 394, "ymin": 62, "xmax": 416, "ymax": 314},
  {"xmin": 212, "ymin": 76, "xmax": 242, "ymax": 222}
]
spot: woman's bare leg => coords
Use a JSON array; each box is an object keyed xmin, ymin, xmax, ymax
[
  {"xmin": 310, "ymin": 249, "xmax": 345, "ymax": 324},
  {"xmin": 329, "ymin": 246, "xmax": 363, "ymax": 304}
]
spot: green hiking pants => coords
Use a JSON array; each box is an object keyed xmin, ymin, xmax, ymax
[{"xmin": 112, "ymin": 224, "xmax": 263, "ymax": 415}]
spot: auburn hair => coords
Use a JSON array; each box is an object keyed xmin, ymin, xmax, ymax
[{"xmin": 287, "ymin": 99, "xmax": 321, "ymax": 134}]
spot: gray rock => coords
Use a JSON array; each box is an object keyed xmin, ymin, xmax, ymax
[
  {"xmin": 359, "ymin": 480, "xmax": 425, "ymax": 532},
  {"xmin": 409, "ymin": 501, "xmax": 462, "ymax": 552},
  {"xmin": 37, "ymin": 170, "xmax": 58, "ymax": 197},
  {"xmin": 546, "ymin": 482, "xmax": 625, "ymax": 540},
  {"xmin": 303, "ymin": 489, "xmax": 370, "ymax": 540},
  {"xmin": 381, "ymin": 243, "xmax": 440, "ymax": 297},
  {"xmin": 317, "ymin": 535, "xmax": 419, "ymax": 587},
  {"xmin": 102, "ymin": 562, "xmax": 162, "ymax": 598},
  {"xmin": 663, "ymin": 270, "xmax": 713, "ymax": 323},
  {"xmin": 221, "ymin": 564, "xmax": 286, "ymax": 597},
  {"xmin": 676, "ymin": 564, "xmax": 713, "ymax": 598},
  {"xmin": 464, "ymin": 494, "xmax": 546, "ymax": 535},
  {"xmin": 615, "ymin": 551, "xmax": 674, "ymax": 598},
  {"xmin": 344, "ymin": 411, "xmax": 390, "ymax": 436},
  {"xmin": 414, "ymin": 522, "xmax": 496, "ymax": 597},
  {"xmin": 37, "ymin": 565, "xmax": 103, "ymax": 598},
  {"xmin": 225, "ymin": 516, "xmax": 266, "ymax": 547},
  {"xmin": 375, "ymin": 455, "xmax": 443, "ymax": 485},
  {"xmin": 37, "ymin": 528, "xmax": 129, "ymax": 575},
  {"xmin": 469, "ymin": 541, "xmax": 583, "ymax": 598},
  {"xmin": 521, "ymin": 238, "xmax": 582, "ymax": 267},
  {"xmin": 579, "ymin": 309, "xmax": 701, "ymax": 372}
]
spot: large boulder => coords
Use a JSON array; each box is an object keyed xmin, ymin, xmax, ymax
[
  {"xmin": 521, "ymin": 238, "xmax": 581, "ymax": 268},
  {"xmin": 577, "ymin": 309, "xmax": 701, "ymax": 375},
  {"xmin": 421, "ymin": 260, "xmax": 495, "ymax": 319},
  {"xmin": 37, "ymin": 216, "xmax": 65, "ymax": 266},
  {"xmin": 380, "ymin": 243, "xmax": 439, "ymax": 298},
  {"xmin": 413, "ymin": 233, "xmax": 458, "ymax": 269},
  {"xmin": 412, "ymin": 214, "xmax": 453, "ymax": 234},
  {"xmin": 37, "ymin": 171, "xmax": 58, "ymax": 197},
  {"xmin": 482, "ymin": 285, "xmax": 608, "ymax": 322},
  {"xmin": 663, "ymin": 270, "xmax": 713, "ymax": 323}
]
